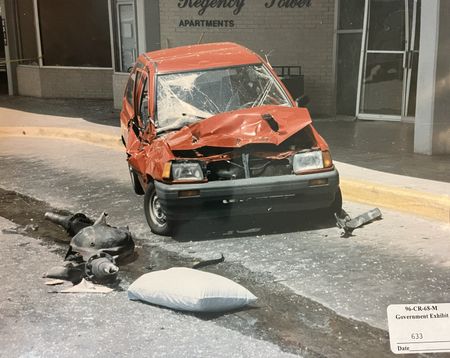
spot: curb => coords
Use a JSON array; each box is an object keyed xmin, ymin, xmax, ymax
[
  {"xmin": 1, "ymin": 126, "xmax": 449, "ymax": 224},
  {"xmin": 0, "ymin": 126, "xmax": 123, "ymax": 150},
  {"xmin": 340, "ymin": 179, "xmax": 450, "ymax": 224}
]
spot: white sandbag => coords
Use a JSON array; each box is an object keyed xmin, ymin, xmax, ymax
[{"xmin": 127, "ymin": 267, "xmax": 257, "ymax": 312}]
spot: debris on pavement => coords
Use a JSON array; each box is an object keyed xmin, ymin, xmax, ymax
[
  {"xmin": 45, "ymin": 211, "xmax": 93, "ymax": 236},
  {"xmin": 2, "ymin": 224, "xmax": 38, "ymax": 235},
  {"xmin": 44, "ymin": 211, "xmax": 135, "ymax": 287},
  {"xmin": 61, "ymin": 278, "xmax": 113, "ymax": 294},
  {"xmin": 24, "ymin": 223, "xmax": 39, "ymax": 231},
  {"xmin": 65, "ymin": 212, "xmax": 134, "ymax": 261},
  {"xmin": 335, "ymin": 208, "xmax": 383, "ymax": 236},
  {"xmin": 85, "ymin": 252, "xmax": 119, "ymax": 283},
  {"xmin": 192, "ymin": 253, "xmax": 225, "ymax": 269},
  {"xmin": 44, "ymin": 279, "xmax": 65, "ymax": 286},
  {"xmin": 44, "ymin": 261, "xmax": 84, "ymax": 284},
  {"xmin": 128, "ymin": 267, "xmax": 257, "ymax": 312}
]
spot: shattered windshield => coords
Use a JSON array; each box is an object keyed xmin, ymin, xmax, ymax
[{"xmin": 156, "ymin": 64, "xmax": 291, "ymax": 132}]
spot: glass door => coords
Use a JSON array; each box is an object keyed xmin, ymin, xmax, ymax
[
  {"xmin": 336, "ymin": 0, "xmax": 365, "ymax": 117},
  {"xmin": 116, "ymin": 1, "xmax": 137, "ymax": 72},
  {"xmin": 358, "ymin": 0, "xmax": 406, "ymax": 120},
  {"xmin": 357, "ymin": 0, "xmax": 420, "ymax": 121},
  {"xmin": 403, "ymin": 0, "xmax": 420, "ymax": 118}
]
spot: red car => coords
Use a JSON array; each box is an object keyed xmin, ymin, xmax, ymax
[{"xmin": 120, "ymin": 42, "xmax": 341, "ymax": 235}]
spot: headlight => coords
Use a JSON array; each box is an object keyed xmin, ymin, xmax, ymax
[
  {"xmin": 293, "ymin": 150, "xmax": 332, "ymax": 173},
  {"xmin": 171, "ymin": 162, "xmax": 204, "ymax": 181}
]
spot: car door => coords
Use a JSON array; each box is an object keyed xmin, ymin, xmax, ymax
[
  {"xmin": 126, "ymin": 67, "xmax": 158, "ymax": 177},
  {"xmin": 120, "ymin": 68, "xmax": 137, "ymax": 144},
  {"xmin": 133, "ymin": 68, "xmax": 156, "ymax": 141}
]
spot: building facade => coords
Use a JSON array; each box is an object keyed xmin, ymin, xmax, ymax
[{"xmin": 1, "ymin": 0, "xmax": 449, "ymax": 154}]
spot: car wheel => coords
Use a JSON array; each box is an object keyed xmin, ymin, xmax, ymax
[
  {"xmin": 328, "ymin": 187, "xmax": 343, "ymax": 216},
  {"xmin": 144, "ymin": 182, "xmax": 174, "ymax": 236},
  {"xmin": 128, "ymin": 163, "xmax": 144, "ymax": 195}
]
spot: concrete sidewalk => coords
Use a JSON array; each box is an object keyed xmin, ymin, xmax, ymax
[{"xmin": 1, "ymin": 96, "xmax": 449, "ymax": 223}]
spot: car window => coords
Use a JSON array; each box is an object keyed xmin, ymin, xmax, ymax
[
  {"xmin": 134, "ymin": 70, "xmax": 144, "ymax": 111},
  {"xmin": 125, "ymin": 71, "xmax": 136, "ymax": 105},
  {"xmin": 139, "ymin": 77, "xmax": 149, "ymax": 127},
  {"xmin": 125, "ymin": 61, "xmax": 145, "ymax": 106}
]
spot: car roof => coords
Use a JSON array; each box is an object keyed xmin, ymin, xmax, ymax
[{"xmin": 140, "ymin": 42, "xmax": 263, "ymax": 74}]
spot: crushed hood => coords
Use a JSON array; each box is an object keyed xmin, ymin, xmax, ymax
[{"xmin": 164, "ymin": 105, "xmax": 312, "ymax": 150}]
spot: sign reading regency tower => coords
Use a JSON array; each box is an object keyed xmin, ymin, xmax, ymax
[{"xmin": 177, "ymin": 0, "xmax": 313, "ymax": 28}]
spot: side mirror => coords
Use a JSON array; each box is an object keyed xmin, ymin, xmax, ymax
[{"xmin": 296, "ymin": 95, "xmax": 310, "ymax": 107}]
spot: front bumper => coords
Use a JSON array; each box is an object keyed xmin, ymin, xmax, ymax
[{"xmin": 155, "ymin": 169, "xmax": 340, "ymax": 220}]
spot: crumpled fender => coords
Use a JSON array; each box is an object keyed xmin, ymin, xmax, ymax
[{"xmin": 127, "ymin": 139, "xmax": 175, "ymax": 184}]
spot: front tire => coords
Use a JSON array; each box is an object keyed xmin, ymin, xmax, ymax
[
  {"xmin": 144, "ymin": 182, "xmax": 174, "ymax": 236},
  {"xmin": 128, "ymin": 163, "xmax": 144, "ymax": 195}
]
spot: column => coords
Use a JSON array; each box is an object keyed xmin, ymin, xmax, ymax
[{"xmin": 414, "ymin": 0, "xmax": 450, "ymax": 154}]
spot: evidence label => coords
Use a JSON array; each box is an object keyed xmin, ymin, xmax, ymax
[{"xmin": 387, "ymin": 303, "xmax": 450, "ymax": 354}]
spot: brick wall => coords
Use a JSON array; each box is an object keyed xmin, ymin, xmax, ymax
[
  {"xmin": 17, "ymin": 66, "xmax": 42, "ymax": 97},
  {"xmin": 159, "ymin": 0, "xmax": 336, "ymax": 116},
  {"xmin": 16, "ymin": 65, "xmax": 113, "ymax": 99},
  {"xmin": 113, "ymin": 73, "xmax": 129, "ymax": 109}
]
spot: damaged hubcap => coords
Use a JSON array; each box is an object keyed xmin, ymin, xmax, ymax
[{"xmin": 150, "ymin": 194, "xmax": 166, "ymax": 226}]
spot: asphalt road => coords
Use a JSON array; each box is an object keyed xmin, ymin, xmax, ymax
[{"xmin": 1, "ymin": 136, "xmax": 449, "ymax": 357}]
